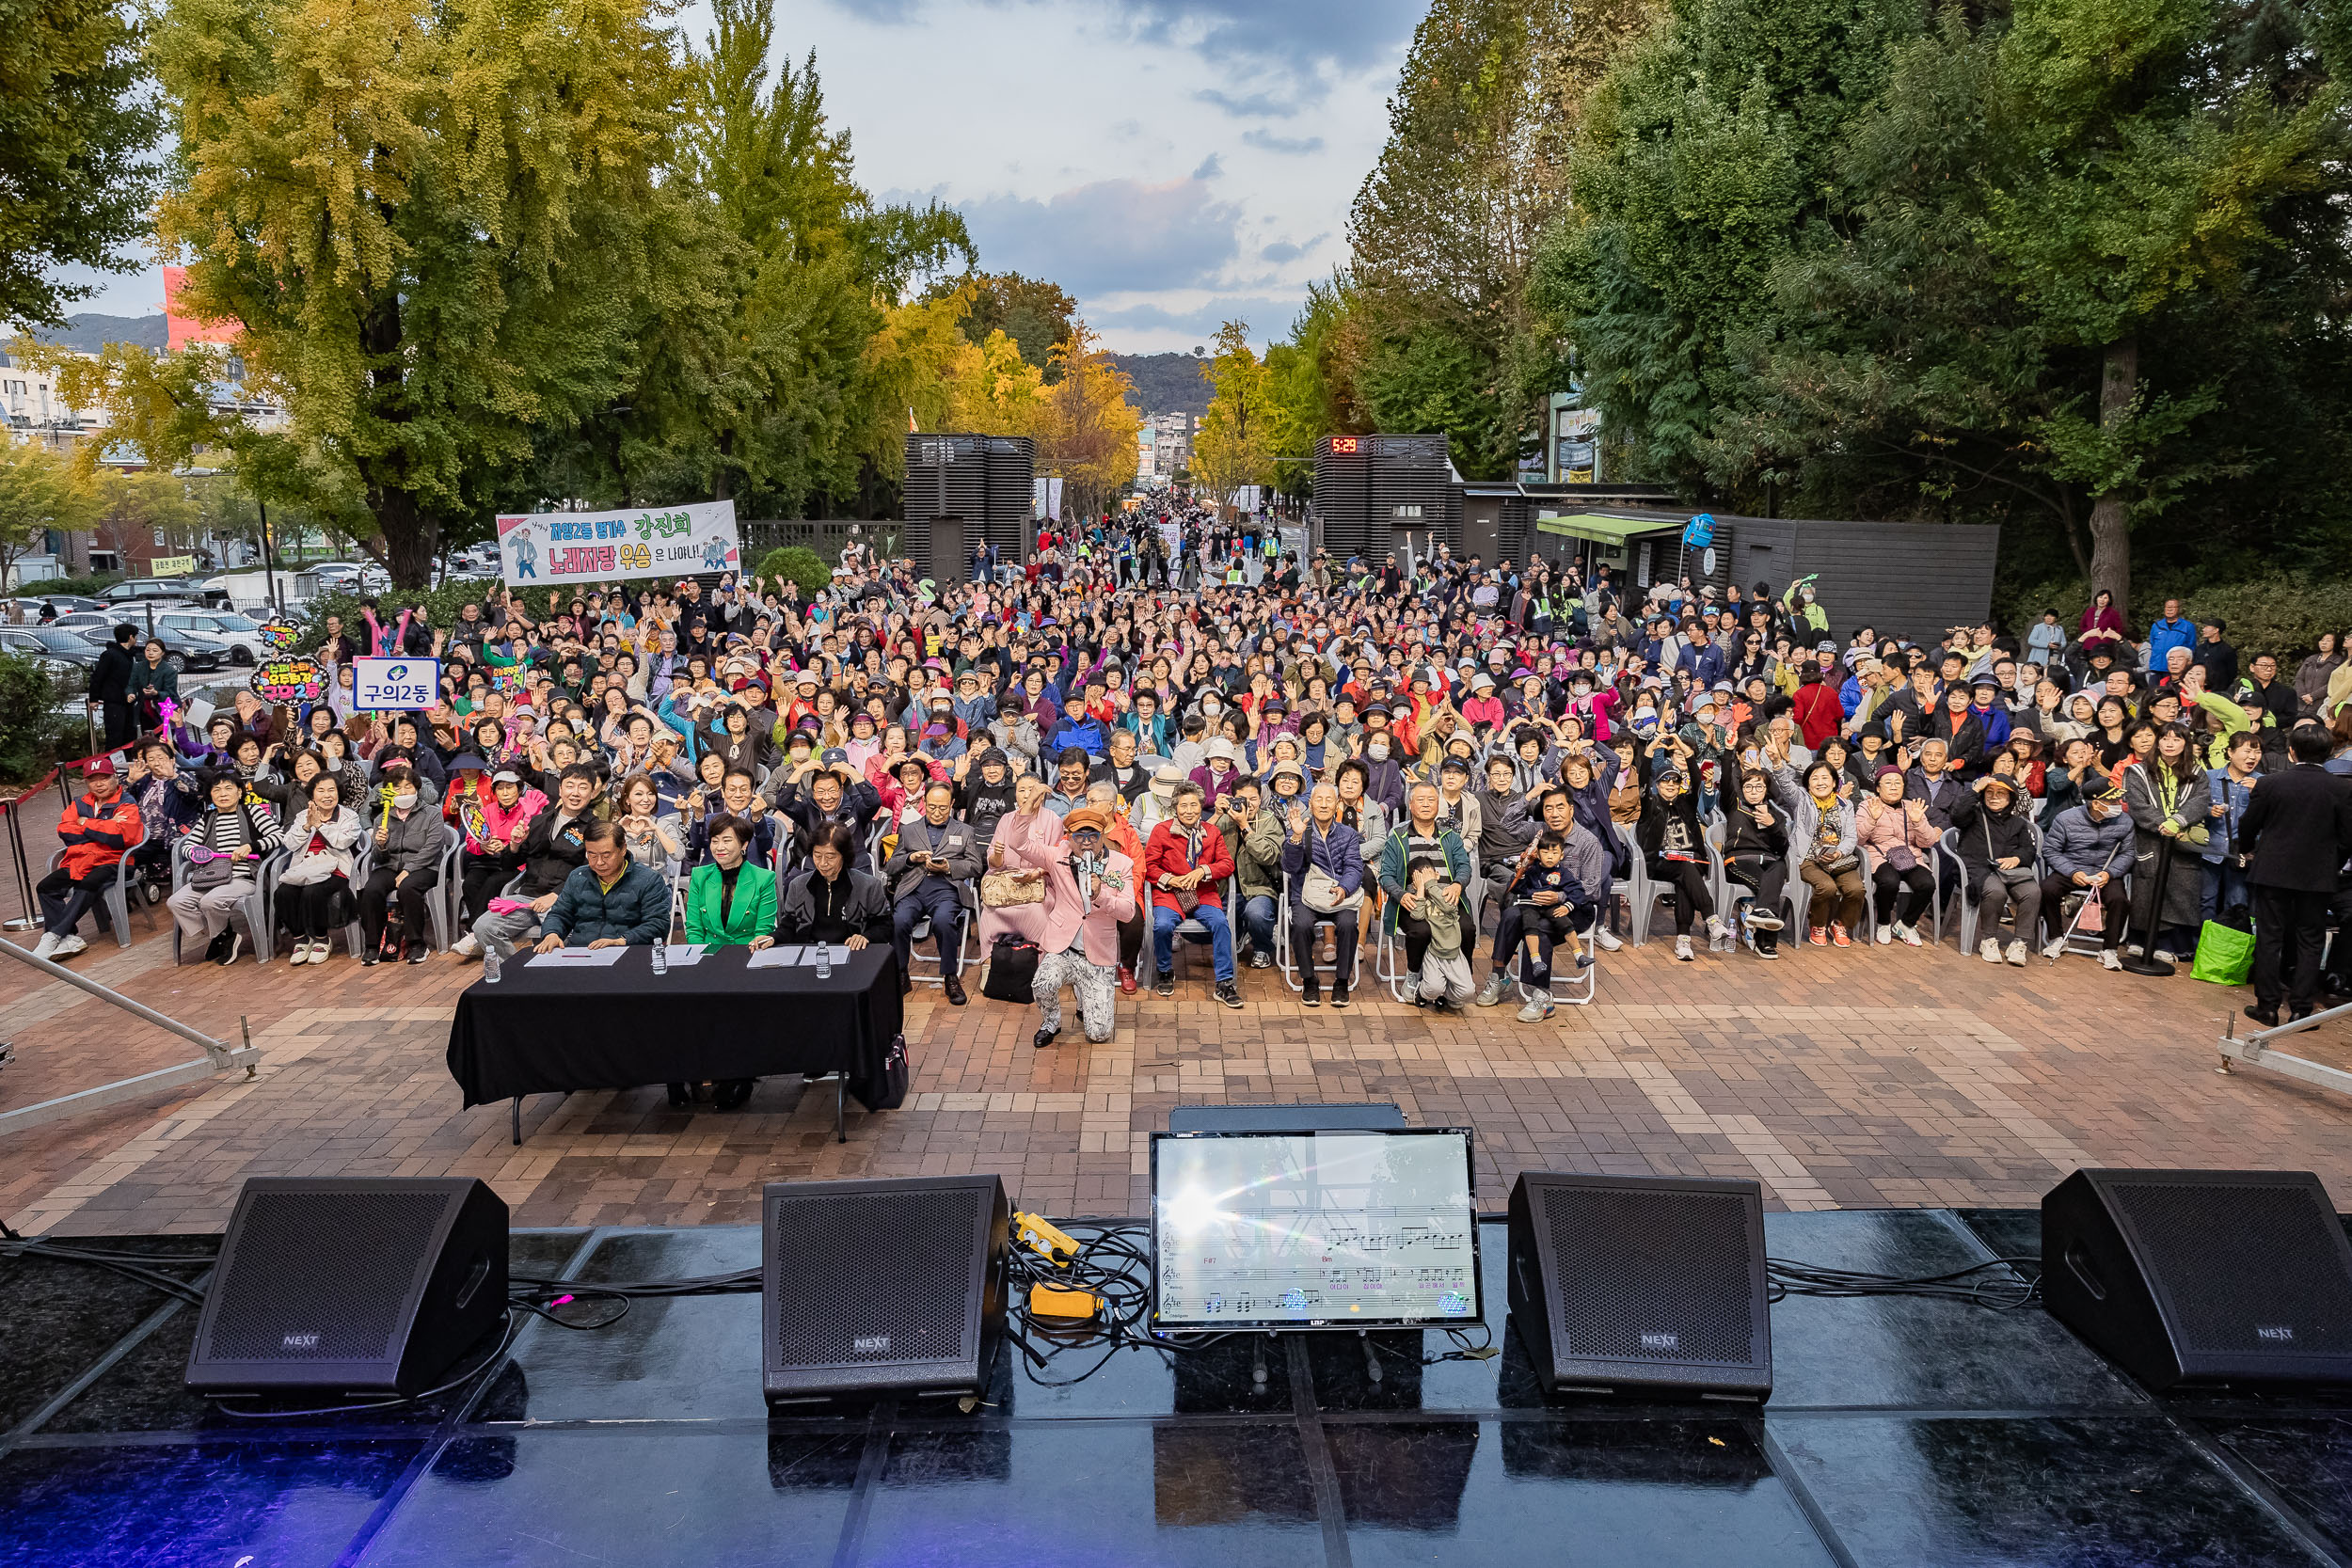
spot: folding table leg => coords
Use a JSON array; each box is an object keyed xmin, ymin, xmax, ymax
[
  {"xmin": 512, "ymin": 1096, "xmax": 522, "ymax": 1147},
  {"xmin": 835, "ymin": 1076, "xmax": 846, "ymax": 1143}
]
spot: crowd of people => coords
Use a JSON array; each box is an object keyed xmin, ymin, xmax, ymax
[{"xmin": 29, "ymin": 506, "xmax": 2352, "ymax": 1049}]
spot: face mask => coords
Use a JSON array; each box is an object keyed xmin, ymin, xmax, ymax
[
  {"xmin": 1368, "ymin": 742, "xmax": 1391, "ymax": 761},
  {"xmin": 393, "ymin": 793, "xmax": 419, "ymax": 812}
]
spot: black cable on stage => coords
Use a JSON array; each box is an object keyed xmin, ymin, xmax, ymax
[
  {"xmin": 1765, "ymin": 1256, "xmax": 2042, "ymax": 1309},
  {"xmin": 0, "ymin": 1234, "xmax": 216, "ymax": 1307},
  {"xmin": 208, "ymin": 1309, "xmax": 526, "ymax": 1420}
]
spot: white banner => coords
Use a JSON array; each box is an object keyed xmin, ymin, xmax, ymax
[
  {"xmin": 494, "ymin": 499, "xmax": 741, "ymax": 586},
  {"xmin": 352, "ymin": 657, "xmax": 440, "ymax": 712}
]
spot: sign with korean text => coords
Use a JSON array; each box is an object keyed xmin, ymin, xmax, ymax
[
  {"xmin": 353, "ymin": 657, "xmax": 441, "ymax": 711},
  {"xmin": 494, "ymin": 500, "xmax": 741, "ymax": 586},
  {"xmin": 248, "ymin": 656, "xmax": 325, "ymax": 705},
  {"xmin": 149, "ymin": 555, "xmax": 197, "ymax": 578}
]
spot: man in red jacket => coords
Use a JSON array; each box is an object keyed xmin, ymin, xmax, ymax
[
  {"xmin": 34, "ymin": 757, "xmax": 144, "ymax": 960},
  {"xmin": 1144, "ymin": 780, "xmax": 1241, "ymax": 1008},
  {"xmin": 1789, "ymin": 661, "xmax": 1846, "ymax": 752}
]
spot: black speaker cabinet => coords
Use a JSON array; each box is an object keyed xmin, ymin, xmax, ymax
[
  {"xmin": 1506, "ymin": 1173, "xmax": 1772, "ymax": 1401},
  {"xmin": 2042, "ymin": 1168, "xmax": 2352, "ymax": 1389},
  {"xmin": 763, "ymin": 1175, "xmax": 1009, "ymax": 1404},
  {"xmin": 186, "ymin": 1178, "xmax": 508, "ymax": 1399}
]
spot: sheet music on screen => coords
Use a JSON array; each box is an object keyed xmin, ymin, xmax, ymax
[{"xmin": 1151, "ymin": 1131, "xmax": 1480, "ymax": 1329}]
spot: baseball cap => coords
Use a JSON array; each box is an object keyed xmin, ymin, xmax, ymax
[
  {"xmin": 491, "ymin": 768, "xmax": 523, "ymax": 785},
  {"xmin": 85, "ymin": 756, "xmax": 117, "ymax": 778}
]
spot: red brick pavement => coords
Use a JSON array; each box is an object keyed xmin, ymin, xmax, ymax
[{"xmin": 6, "ymin": 901, "xmax": 2352, "ymax": 1236}]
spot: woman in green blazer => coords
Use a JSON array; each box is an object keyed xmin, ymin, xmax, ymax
[
  {"xmin": 683, "ymin": 816, "xmax": 777, "ymax": 946},
  {"xmin": 675, "ymin": 816, "xmax": 776, "ymax": 1110}
]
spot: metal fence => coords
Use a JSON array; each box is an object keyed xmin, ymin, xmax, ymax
[{"xmin": 741, "ymin": 520, "xmax": 903, "ymax": 566}]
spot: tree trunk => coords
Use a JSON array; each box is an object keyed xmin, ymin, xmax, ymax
[
  {"xmin": 368, "ymin": 485, "xmax": 438, "ymax": 591},
  {"xmin": 2086, "ymin": 335, "xmax": 2137, "ymax": 621}
]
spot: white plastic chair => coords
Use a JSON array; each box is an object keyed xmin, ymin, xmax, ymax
[{"xmin": 168, "ymin": 838, "xmax": 281, "ymax": 964}]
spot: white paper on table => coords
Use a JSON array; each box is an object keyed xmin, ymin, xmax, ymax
[
  {"xmin": 660, "ymin": 943, "xmax": 707, "ymax": 966},
  {"xmin": 745, "ymin": 945, "xmax": 804, "ymax": 969},
  {"xmin": 527, "ymin": 945, "xmax": 628, "ymax": 967}
]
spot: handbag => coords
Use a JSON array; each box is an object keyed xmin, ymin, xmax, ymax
[
  {"xmin": 980, "ymin": 868, "xmax": 1044, "ymax": 909},
  {"xmin": 866, "ymin": 1032, "xmax": 911, "ymax": 1112},
  {"xmin": 2190, "ymin": 919, "xmax": 2256, "ymax": 987},
  {"xmin": 980, "ymin": 935, "xmax": 1041, "ymax": 1002},
  {"xmin": 1816, "ymin": 853, "xmax": 1860, "ymax": 877}
]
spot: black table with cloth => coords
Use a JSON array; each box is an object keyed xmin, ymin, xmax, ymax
[{"xmin": 445, "ymin": 945, "xmax": 904, "ymax": 1143}]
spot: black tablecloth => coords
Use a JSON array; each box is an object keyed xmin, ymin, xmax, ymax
[{"xmin": 445, "ymin": 945, "xmax": 904, "ymax": 1110}]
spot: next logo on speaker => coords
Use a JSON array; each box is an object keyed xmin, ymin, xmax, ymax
[
  {"xmin": 853, "ymin": 1335, "xmax": 892, "ymax": 1354},
  {"xmin": 2258, "ymin": 1325, "xmax": 2296, "ymax": 1342},
  {"xmin": 1640, "ymin": 1332, "xmax": 1680, "ymax": 1353},
  {"xmin": 281, "ymin": 1333, "xmax": 320, "ymax": 1352}
]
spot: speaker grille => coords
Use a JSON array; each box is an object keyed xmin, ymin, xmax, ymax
[
  {"xmin": 2107, "ymin": 1180, "xmax": 2352, "ymax": 1358},
  {"xmin": 205, "ymin": 1191, "xmax": 450, "ymax": 1361},
  {"xmin": 1544, "ymin": 1188, "xmax": 1755, "ymax": 1365},
  {"xmin": 771, "ymin": 1189, "xmax": 979, "ymax": 1369}
]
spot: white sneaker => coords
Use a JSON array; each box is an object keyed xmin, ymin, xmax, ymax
[
  {"xmin": 451, "ymin": 933, "xmax": 482, "ymax": 958},
  {"xmin": 1593, "ymin": 927, "xmax": 1623, "ymax": 952},
  {"xmin": 2042, "ymin": 936, "xmax": 2068, "ymax": 960},
  {"xmin": 1874, "ymin": 924, "xmax": 1893, "ymax": 946},
  {"xmin": 1746, "ymin": 905, "xmax": 1784, "ymax": 931},
  {"xmin": 51, "ymin": 934, "xmax": 87, "ymax": 958},
  {"xmin": 2100, "ymin": 949, "xmax": 2124, "ymax": 971},
  {"xmin": 2005, "ymin": 942, "xmax": 2028, "ymax": 966},
  {"xmin": 2125, "ymin": 943, "xmax": 2144, "ymax": 958},
  {"xmin": 1979, "ymin": 939, "xmax": 2003, "ymax": 964},
  {"xmin": 2153, "ymin": 949, "xmax": 2176, "ymax": 965},
  {"xmin": 1895, "ymin": 923, "xmax": 1923, "ymax": 948},
  {"xmin": 1707, "ymin": 915, "xmax": 1732, "ymax": 945},
  {"xmin": 1674, "ymin": 935, "xmax": 1694, "ymax": 962},
  {"xmin": 288, "ymin": 942, "xmax": 310, "ymax": 966},
  {"xmin": 30, "ymin": 932, "xmax": 59, "ymax": 959}
]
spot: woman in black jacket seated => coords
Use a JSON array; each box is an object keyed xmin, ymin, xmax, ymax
[{"xmin": 766, "ymin": 823, "xmax": 893, "ymax": 955}]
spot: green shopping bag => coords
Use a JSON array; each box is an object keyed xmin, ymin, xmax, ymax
[{"xmin": 2190, "ymin": 919, "xmax": 2255, "ymax": 986}]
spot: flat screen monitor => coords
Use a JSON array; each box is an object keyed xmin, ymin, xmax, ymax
[{"xmin": 1149, "ymin": 1129, "xmax": 1481, "ymax": 1332}]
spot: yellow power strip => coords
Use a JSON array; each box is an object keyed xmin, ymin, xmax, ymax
[
  {"xmin": 1029, "ymin": 1283, "xmax": 1101, "ymax": 1320},
  {"xmin": 1012, "ymin": 1211, "xmax": 1080, "ymax": 1263}
]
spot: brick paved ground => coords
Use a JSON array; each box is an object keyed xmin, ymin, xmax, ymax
[{"xmin": 8, "ymin": 895, "xmax": 2352, "ymax": 1236}]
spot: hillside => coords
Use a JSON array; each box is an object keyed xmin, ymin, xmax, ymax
[
  {"xmin": 1107, "ymin": 352, "xmax": 1211, "ymax": 419},
  {"xmin": 30, "ymin": 314, "xmax": 168, "ymax": 354}
]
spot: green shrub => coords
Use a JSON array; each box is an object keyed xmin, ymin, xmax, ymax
[
  {"xmin": 0, "ymin": 652, "xmax": 81, "ymax": 784},
  {"xmin": 1997, "ymin": 571, "xmax": 2352, "ymax": 662},
  {"xmin": 13, "ymin": 573, "xmax": 124, "ymax": 599},
  {"xmin": 755, "ymin": 546, "xmax": 832, "ymax": 595}
]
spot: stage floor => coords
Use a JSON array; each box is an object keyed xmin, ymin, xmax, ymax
[{"xmin": 7, "ymin": 1209, "xmax": 2352, "ymax": 1566}]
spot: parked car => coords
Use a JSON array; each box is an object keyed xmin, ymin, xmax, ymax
[
  {"xmin": 0, "ymin": 595, "xmax": 103, "ymax": 626},
  {"xmin": 99, "ymin": 577, "xmax": 226, "ymax": 609},
  {"xmin": 123, "ymin": 610, "xmax": 266, "ymax": 666},
  {"xmin": 56, "ymin": 623, "xmax": 229, "ymax": 674},
  {"xmin": 0, "ymin": 626, "xmax": 98, "ymax": 672}
]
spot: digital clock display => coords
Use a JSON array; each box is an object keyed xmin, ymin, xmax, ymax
[{"xmin": 1329, "ymin": 436, "xmax": 1360, "ymax": 454}]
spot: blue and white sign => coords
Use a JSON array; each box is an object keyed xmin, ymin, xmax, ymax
[{"xmin": 353, "ymin": 657, "xmax": 441, "ymax": 712}]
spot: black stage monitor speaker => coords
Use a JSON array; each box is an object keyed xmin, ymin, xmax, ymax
[
  {"xmin": 2042, "ymin": 1168, "xmax": 2352, "ymax": 1390},
  {"xmin": 763, "ymin": 1175, "xmax": 1009, "ymax": 1404},
  {"xmin": 1506, "ymin": 1173, "xmax": 1772, "ymax": 1401},
  {"xmin": 185, "ymin": 1177, "xmax": 509, "ymax": 1399}
]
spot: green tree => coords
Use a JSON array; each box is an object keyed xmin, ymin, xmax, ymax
[
  {"xmin": 755, "ymin": 545, "xmax": 832, "ymax": 594},
  {"xmin": 959, "ymin": 273, "xmax": 1077, "ymax": 377},
  {"xmin": 1347, "ymin": 0, "xmax": 1647, "ymax": 478},
  {"xmin": 69, "ymin": 0, "xmax": 689, "ymax": 589},
  {"xmin": 0, "ymin": 0, "xmax": 161, "ymax": 325},
  {"xmin": 0, "ymin": 442, "xmax": 100, "ymax": 588},
  {"xmin": 1194, "ymin": 321, "xmax": 1275, "ymax": 508}
]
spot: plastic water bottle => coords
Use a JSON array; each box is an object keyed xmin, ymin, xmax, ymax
[
  {"xmin": 650, "ymin": 942, "xmax": 668, "ymax": 976},
  {"xmin": 814, "ymin": 944, "xmax": 832, "ymax": 980},
  {"xmin": 484, "ymin": 946, "xmax": 502, "ymax": 984}
]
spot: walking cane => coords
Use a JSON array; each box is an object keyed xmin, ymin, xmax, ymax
[{"xmin": 2121, "ymin": 834, "xmax": 2180, "ymax": 977}]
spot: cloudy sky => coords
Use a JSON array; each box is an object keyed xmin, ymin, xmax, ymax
[{"xmin": 54, "ymin": 0, "xmax": 1417, "ymax": 356}]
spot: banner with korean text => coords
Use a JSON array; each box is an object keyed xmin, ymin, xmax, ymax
[{"xmin": 494, "ymin": 500, "xmax": 742, "ymax": 586}]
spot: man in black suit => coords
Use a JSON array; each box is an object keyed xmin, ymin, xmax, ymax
[
  {"xmin": 2237, "ymin": 724, "xmax": 2352, "ymax": 1025},
  {"xmin": 87, "ymin": 624, "xmax": 138, "ymax": 749}
]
